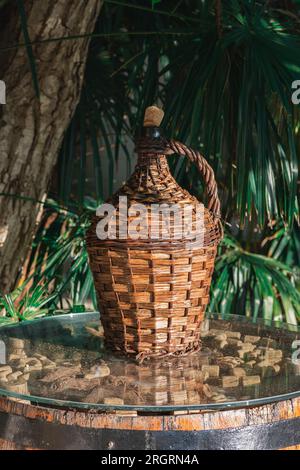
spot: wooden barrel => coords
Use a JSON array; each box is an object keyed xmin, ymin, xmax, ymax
[{"xmin": 0, "ymin": 395, "xmax": 299, "ymax": 450}]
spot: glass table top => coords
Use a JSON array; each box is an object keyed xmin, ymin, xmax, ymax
[{"xmin": 0, "ymin": 311, "xmax": 299, "ymax": 412}]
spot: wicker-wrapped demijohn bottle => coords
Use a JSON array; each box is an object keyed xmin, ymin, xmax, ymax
[{"xmin": 86, "ymin": 106, "xmax": 222, "ymax": 360}]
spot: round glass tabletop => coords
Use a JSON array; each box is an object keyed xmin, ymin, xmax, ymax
[{"xmin": 0, "ymin": 312, "xmax": 299, "ymax": 412}]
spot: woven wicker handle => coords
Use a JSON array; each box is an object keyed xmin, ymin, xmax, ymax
[
  {"xmin": 142, "ymin": 106, "xmax": 222, "ymax": 232},
  {"xmin": 168, "ymin": 140, "xmax": 222, "ymax": 229}
]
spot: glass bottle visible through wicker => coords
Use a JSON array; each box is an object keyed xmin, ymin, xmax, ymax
[{"xmin": 86, "ymin": 106, "xmax": 222, "ymax": 361}]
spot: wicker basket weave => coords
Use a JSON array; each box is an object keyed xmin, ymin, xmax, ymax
[{"xmin": 87, "ymin": 106, "xmax": 222, "ymax": 360}]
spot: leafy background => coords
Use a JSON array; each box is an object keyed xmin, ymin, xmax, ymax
[{"xmin": 1, "ymin": 0, "xmax": 300, "ymax": 326}]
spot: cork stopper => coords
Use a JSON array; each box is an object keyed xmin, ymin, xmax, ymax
[{"xmin": 143, "ymin": 106, "xmax": 164, "ymax": 127}]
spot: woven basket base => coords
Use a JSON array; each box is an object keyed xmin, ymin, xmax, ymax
[
  {"xmin": 103, "ymin": 338, "xmax": 202, "ymax": 363},
  {"xmin": 88, "ymin": 244, "xmax": 217, "ymax": 361}
]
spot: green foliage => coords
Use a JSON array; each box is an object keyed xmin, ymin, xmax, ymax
[
  {"xmin": 57, "ymin": 0, "xmax": 300, "ymax": 229},
  {"xmin": 23, "ymin": 199, "xmax": 96, "ymax": 312},
  {"xmin": 2, "ymin": 0, "xmax": 300, "ymax": 323},
  {"xmin": 0, "ymin": 198, "xmax": 97, "ymax": 323},
  {"xmin": 0, "ymin": 284, "xmax": 57, "ymax": 325},
  {"xmin": 210, "ymin": 233, "xmax": 300, "ymax": 324},
  {"xmin": 151, "ymin": 0, "xmax": 161, "ymax": 8}
]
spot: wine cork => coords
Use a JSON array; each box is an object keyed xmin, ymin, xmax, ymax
[{"xmin": 143, "ymin": 106, "xmax": 164, "ymax": 127}]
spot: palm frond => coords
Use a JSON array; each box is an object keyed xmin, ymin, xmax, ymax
[{"xmin": 210, "ymin": 234, "xmax": 300, "ymax": 324}]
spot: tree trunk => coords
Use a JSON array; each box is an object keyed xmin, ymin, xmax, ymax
[{"xmin": 0, "ymin": 0, "xmax": 103, "ymax": 293}]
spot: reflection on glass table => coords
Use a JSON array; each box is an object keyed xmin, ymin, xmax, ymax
[{"xmin": 0, "ymin": 312, "xmax": 299, "ymax": 411}]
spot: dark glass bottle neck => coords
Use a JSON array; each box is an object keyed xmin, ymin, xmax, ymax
[
  {"xmin": 135, "ymin": 126, "xmax": 168, "ymax": 157},
  {"xmin": 141, "ymin": 126, "xmax": 162, "ymax": 139},
  {"xmin": 137, "ymin": 128, "xmax": 167, "ymax": 166}
]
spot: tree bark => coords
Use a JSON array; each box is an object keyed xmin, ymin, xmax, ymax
[{"xmin": 0, "ymin": 0, "xmax": 103, "ymax": 292}]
